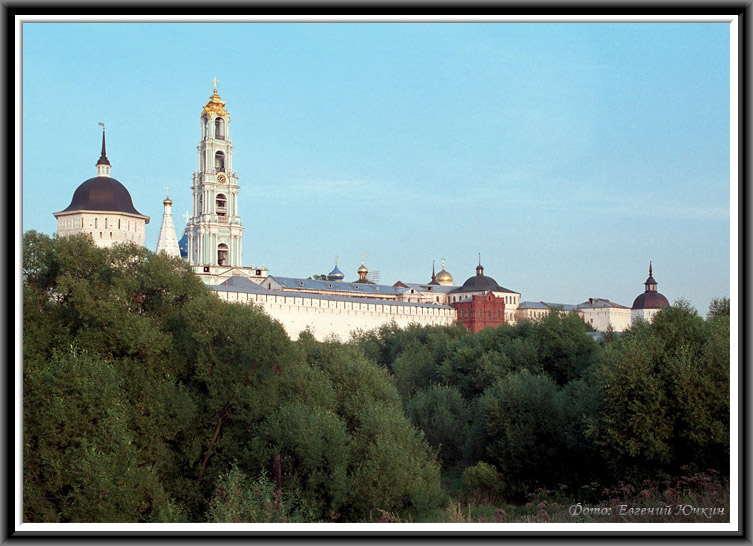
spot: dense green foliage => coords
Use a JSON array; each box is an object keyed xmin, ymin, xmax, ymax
[
  {"xmin": 22, "ymin": 232, "xmax": 441, "ymax": 522},
  {"xmin": 351, "ymin": 293, "xmax": 730, "ymax": 503},
  {"xmin": 23, "ymin": 232, "xmax": 730, "ymax": 522}
]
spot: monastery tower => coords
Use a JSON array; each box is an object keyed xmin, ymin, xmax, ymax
[{"xmin": 187, "ymin": 81, "xmax": 245, "ymax": 274}]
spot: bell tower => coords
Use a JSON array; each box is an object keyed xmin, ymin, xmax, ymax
[{"xmin": 187, "ymin": 80, "xmax": 244, "ymax": 272}]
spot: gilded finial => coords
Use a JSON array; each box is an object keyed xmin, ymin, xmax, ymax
[
  {"xmin": 203, "ymin": 78, "xmax": 228, "ymax": 117},
  {"xmin": 649, "ymin": 260, "xmax": 653, "ymax": 276},
  {"xmin": 335, "ymin": 254, "xmax": 338, "ymax": 265},
  {"xmin": 441, "ymin": 256, "xmax": 446, "ymax": 270}
]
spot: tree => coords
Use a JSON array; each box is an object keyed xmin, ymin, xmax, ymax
[
  {"xmin": 23, "ymin": 347, "xmax": 182, "ymax": 522},
  {"xmin": 478, "ymin": 369, "xmax": 568, "ymax": 499},
  {"xmin": 405, "ymin": 385, "xmax": 469, "ymax": 466},
  {"xmin": 707, "ymin": 297, "xmax": 730, "ymax": 320},
  {"xmin": 588, "ymin": 300, "xmax": 729, "ymax": 481}
]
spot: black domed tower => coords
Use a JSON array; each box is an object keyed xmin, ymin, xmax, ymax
[
  {"xmin": 631, "ymin": 261, "xmax": 670, "ymax": 323},
  {"xmin": 53, "ymin": 125, "xmax": 149, "ymax": 247}
]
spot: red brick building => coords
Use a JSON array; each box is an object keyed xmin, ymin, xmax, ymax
[{"xmin": 454, "ymin": 292, "xmax": 506, "ymax": 333}]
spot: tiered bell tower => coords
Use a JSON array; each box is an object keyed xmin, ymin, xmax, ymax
[{"xmin": 187, "ymin": 80, "xmax": 244, "ymax": 274}]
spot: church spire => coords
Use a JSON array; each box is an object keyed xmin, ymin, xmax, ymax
[
  {"xmin": 156, "ymin": 186, "xmax": 181, "ymax": 258},
  {"xmin": 96, "ymin": 123, "xmax": 111, "ymax": 176},
  {"xmin": 644, "ymin": 261, "xmax": 658, "ymax": 292}
]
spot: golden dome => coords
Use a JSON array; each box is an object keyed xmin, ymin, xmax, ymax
[
  {"xmin": 435, "ymin": 268, "xmax": 454, "ymax": 286},
  {"xmin": 435, "ymin": 257, "xmax": 454, "ymax": 286},
  {"xmin": 202, "ymin": 84, "xmax": 228, "ymax": 118},
  {"xmin": 358, "ymin": 263, "xmax": 368, "ymax": 274}
]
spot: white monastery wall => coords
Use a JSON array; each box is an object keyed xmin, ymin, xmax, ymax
[
  {"xmin": 581, "ymin": 307, "xmax": 632, "ymax": 332},
  {"xmin": 213, "ymin": 288, "xmax": 456, "ymax": 341}
]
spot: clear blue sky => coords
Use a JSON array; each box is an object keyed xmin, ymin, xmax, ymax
[{"xmin": 21, "ymin": 20, "xmax": 732, "ymax": 314}]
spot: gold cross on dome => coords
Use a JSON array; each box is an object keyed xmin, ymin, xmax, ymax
[
  {"xmin": 165, "ymin": 185, "xmax": 170, "ymax": 198},
  {"xmin": 211, "ymin": 77, "xmax": 219, "ymax": 90}
]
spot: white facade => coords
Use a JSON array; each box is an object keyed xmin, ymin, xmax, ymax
[
  {"xmin": 213, "ymin": 286, "xmax": 456, "ymax": 341},
  {"xmin": 631, "ymin": 307, "xmax": 663, "ymax": 324},
  {"xmin": 577, "ymin": 298, "xmax": 632, "ymax": 332},
  {"xmin": 55, "ymin": 211, "xmax": 147, "ymax": 247}
]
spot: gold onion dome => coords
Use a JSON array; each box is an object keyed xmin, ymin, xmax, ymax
[
  {"xmin": 435, "ymin": 257, "xmax": 454, "ymax": 286},
  {"xmin": 358, "ymin": 263, "xmax": 368, "ymax": 274},
  {"xmin": 435, "ymin": 268, "xmax": 454, "ymax": 286},
  {"xmin": 203, "ymin": 84, "xmax": 228, "ymax": 118}
]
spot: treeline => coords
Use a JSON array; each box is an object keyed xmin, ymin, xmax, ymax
[
  {"xmin": 22, "ymin": 232, "xmax": 730, "ymax": 522},
  {"xmin": 23, "ymin": 232, "xmax": 442, "ymax": 522},
  {"xmin": 351, "ymin": 291, "xmax": 730, "ymax": 503}
]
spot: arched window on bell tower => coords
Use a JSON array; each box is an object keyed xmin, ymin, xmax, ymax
[
  {"xmin": 215, "ymin": 117, "xmax": 225, "ymax": 140},
  {"xmin": 217, "ymin": 243, "xmax": 229, "ymax": 266},
  {"xmin": 215, "ymin": 151, "xmax": 225, "ymax": 172},
  {"xmin": 216, "ymin": 193, "xmax": 227, "ymax": 216}
]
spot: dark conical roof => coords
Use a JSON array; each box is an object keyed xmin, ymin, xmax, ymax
[{"xmin": 58, "ymin": 176, "xmax": 147, "ymax": 217}]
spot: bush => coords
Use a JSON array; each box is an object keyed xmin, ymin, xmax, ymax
[{"xmin": 462, "ymin": 462, "xmax": 504, "ymax": 504}]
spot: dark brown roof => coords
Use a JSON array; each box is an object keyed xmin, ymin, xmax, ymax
[
  {"xmin": 58, "ymin": 176, "xmax": 146, "ymax": 217},
  {"xmin": 632, "ymin": 291, "xmax": 669, "ymax": 310}
]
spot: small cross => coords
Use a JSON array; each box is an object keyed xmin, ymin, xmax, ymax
[
  {"xmin": 211, "ymin": 77, "xmax": 219, "ymax": 90},
  {"xmin": 335, "ymin": 254, "xmax": 338, "ymax": 265},
  {"xmin": 164, "ymin": 185, "xmax": 170, "ymax": 198},
  {"xmin": 361, "ymin": 252, "xmax": 365, "ymax": 265}
]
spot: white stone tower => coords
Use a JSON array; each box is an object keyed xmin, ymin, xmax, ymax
[
  {"xmin": 54, "ymin": 125, "xmax": 149, "ymax": 247},
  {"xmin": 187, "ymin": 80, "xmax": 244, "ymax": 272},
  {"xmin": 155, "ymin": 188, "xmax": 181, "ymax": 258}
]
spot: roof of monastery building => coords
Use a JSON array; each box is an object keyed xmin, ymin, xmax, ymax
[
  {"xmin": 632, "ymin": 262, "xmax": 670, "ymax": 310},
  {"xmin": 57, "ymin": 129, "xmax": 147, "ymax": 218},
  {"xmin": 263, "ymin": 275, "xmax": 403, "ymax": 296},
  {"xmin": 577, "ymin": 298, "xmax": 630, "ymax": 310},
  {"xmin": 450, "ymin": 262, "xmax": 519, "ymax": 295},
  {"xmin": 519, "ymin": 301, "xmax": 579, "ymax": 311},
  {"xmin": 213, "ymin": 276, "xmax": 453, "ymax": 309},
  {"xmin": 58, "ymin": 176, "xmax": 147, "ymax": 216}
]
